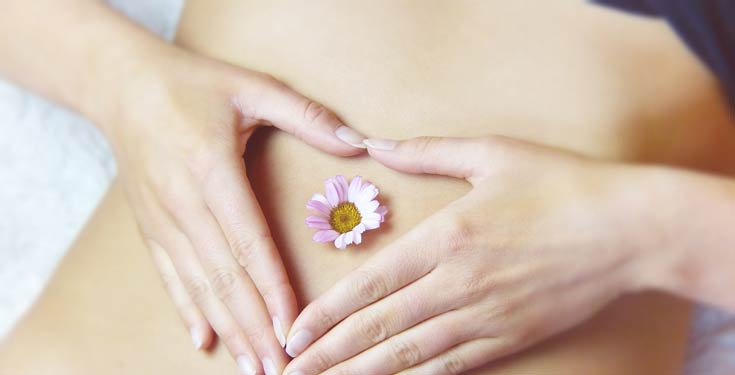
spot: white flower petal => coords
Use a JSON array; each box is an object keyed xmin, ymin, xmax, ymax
[
  {"xmin": 353, "ymin": 223, "xmax": 366, "ymax": 234},
  {"xmin": 363, "ymin": 218, "xmax": 380, "ymax": 230},
  {"xmin": 353, "ymin": 230, "xmax": 362, "ymax": 245},
  {"xmin": 344, "ymin": 231, "xmax": 354, "ymax": 246},
  {"xmin": 356, "ymin": 186, "xmax": 379, "ymax": 204},
  {"xmin": 363, "ymin": 212, "xmax": 382, "ymax": 222},
  {"xmin": 356, "ymin": 200, "xmax": 379, "ymax": 215},
  {"xmin": 348, "ymin": 176, "xmax": 363, "ymax": 202},
  {"xmin": 334, "ymin": 233, "xmax": 347, "ymax": 249}
]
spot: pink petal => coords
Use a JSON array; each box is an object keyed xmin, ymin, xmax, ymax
[
  {"xmin": 306, "ymin": 215, "xmax": 332, "ymax": 230},
  {"xmin": 335, "ymin": 175, "xmax": 349, "ymax": 202},
  {"xmin": 376, "ymin": 206, "xmax": 388, "ymax": 222},
  {"xmin": 325, "ymin": 178, "xmax": 340, "ymax": 207},
  {"xmin": 311, "ymin": 193, "xmax": 328, "ymax": 204},
  {"xmin": 348, "ymin": 176, "xmax": 363, "ymax": 202},
  {"xmin": 334, "ymin": 233, "xmax": 348, "ymax": 249},
  {"xmin": 306, "ymin": 199, "xmax": 331, "ymax": 216},
  {"xmin": 313, "ymin": 229, "xmax": 339, "ymax": 242}
]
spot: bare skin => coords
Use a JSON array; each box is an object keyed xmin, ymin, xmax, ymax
[{"xmin": 2, "ymin": 1, "xmax": 735, "ymax": 374}]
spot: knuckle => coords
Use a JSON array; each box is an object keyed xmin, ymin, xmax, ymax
[
  {"xmin": 210, "ymin": 267, "xmax": 242, "ymax": 301},
  {"xmin": 231, "ymin": 232, "xmax": 272, "ymax": 267},
  {"xmin": 459, "ymin": 273, "xmax": 488, "ymax": 302},
  {"xmin": 479, "ymin": 299, "xmax": 516, "ymax": 334},
  {"xmin": 304, "ymin": 302, "xmax": 337, "ymax": 328},
  {"xmin": 353, "ymin": 268, "xmax": 389, "ymax": 304},
  {"xmin": 388, "ymin": 339, "xmax": 423, "ymax": 368},
  {"xmin": 259, "ymin": 278, "xmax": 290, "ymax": 305},
  {"xmin": 352, "ymin": 311, "xmax": 390, "ymax": 345},
  {"xmin": 441, "ymin": 215, "xmax": 474, "ymax": 256},
  {"xmin": 441, "ymin": 351, "xmax": 466, "ymax": 374},
  {"xmin": 301, "ymin": 100, "xmax": 328, "ymax": 125},
  {"xmin": 183, "ymin": 277, "xmax": 211, "ymax": 305},
  {"xmin": 306, "ymin": 347, "xmax": 334, "ymax": 371},
  {"xmin": 160, "ymin": 272, "xmax": 180, "ymax": 292},
  {"xmin": 413, "ymin": 136, "xmax": 441, "ymax": 173},
  {"xmin": 241, "ymin": 323, "xmax": 266, "ymax": 344},
  {"xmin": 219, "ymin": 329, "xmax": 247, "ymax": 348}
]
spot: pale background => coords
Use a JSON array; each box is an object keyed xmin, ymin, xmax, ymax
[{"xmin": 0, "ymin": 1, "xmax": 732, "ymax": 373}]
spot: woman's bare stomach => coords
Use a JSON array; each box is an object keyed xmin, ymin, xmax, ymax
[
  {"xmin": 2, "ymin": 1, "xmax": 732, "ymax": 374},
  {"xmin": 177, "ymin": 0, "xmax": 735, "ymax": 301}
]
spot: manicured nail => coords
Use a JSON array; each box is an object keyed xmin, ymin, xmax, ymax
[
  {"xmin": 262, "ymin": 357, "xmax": 278, "ymax": 375},
  {"xmin": 286, "ymin": 330, "xmax": 314, "ymax": 357},
  {"xmin": 335, "ymin": 126, "xmax": 367, "ymax": 148},
  {"xmin": 363, "ymin": 138, "xmax": 398, "ymax": 151},
  {"xmin": 237, "ymin": 355, "xmax": 257, "ymax": 375},
  {"xmin": 272, "ymin": 316, "xmax": 287, "ymax": 348},
  {"xmin": 190, "ymin": 327, "xmax": 203, "ymax": 350}
]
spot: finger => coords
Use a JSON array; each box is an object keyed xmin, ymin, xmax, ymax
[
  {"xmin": 157, "ymin": 224, "xmax": 261, "ymax": 375},
  {"xmin": 364, "ymin": 136, "xmax": 495, "ymax": 183},
  {"xmin": 322, "ymin": 309, "xmax": 479, "ymax": 375},
  {"xmin": 168, "ymin": 186, "xmax": 289, "ymax": 373},
  {"xmin": 399, "ymin": 338, "xmax": 512, "ymax": 375},
  {"xmin": 285, "ymin": 224, "xmax": 438, "ymax": 358},
  {"xmin": 203, "ymin": 155, "xmax": 298, "ymax": 349},
  {"xmin": 236, "ymin": 73, "xmax": 367, "ymax": 154},
  {"xmin": 286, "ymin": 268, "xmax": 456, "ymax": 374},
  {"xmin": 148, "ymin": 239, "xmax": 213, "ymax": 350}
]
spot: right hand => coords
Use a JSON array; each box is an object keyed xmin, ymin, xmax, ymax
[{"xmin": 100, "ymin": 47, "xmax": 366, "ymax": 375}]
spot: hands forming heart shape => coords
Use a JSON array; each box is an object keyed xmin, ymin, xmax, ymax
[
  {"xmin": 4, "ymin": 1, "xmax": 735, "ymax": 374},
  {"xmin": 108, "ymin": 48, "xmax": 665, "ymax": 375}
]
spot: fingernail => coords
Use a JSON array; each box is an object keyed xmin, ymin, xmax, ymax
[
  {"xmin": 335, "ymin": 126, "xmax": 367, "ymax": 148},
  {"xmin": 363, "ymin": 138, "xmax": 398, "ymax": 151},
  {"xmin": 262, "ymin": 357, "xmax": 278, "ymax": 375},
  {"xmin": 285, "ymin": 329, "xmax": 314, "ymax": 358},
  {"xmin": 237, "ymin": 355, "xmax": 257, "ymax": 375},
  {"xmin": 190, "ymin": 327, "xmax": 203, "ymax": 350},
  {"xmin": 272, "ymin": 316, "xmax": 287, "ymax": 348}
]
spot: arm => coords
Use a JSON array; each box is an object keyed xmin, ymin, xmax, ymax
[
  {"xmin": 626, "ymin": 164, "xmax": 735, "ymax": 311},
  {"xmin": 0, "ymin": 0, "xmax": 161, "ymax": 125},
  {"xmin": 1, "ymin": 1, "xmax": 368, "ymax": 374}
]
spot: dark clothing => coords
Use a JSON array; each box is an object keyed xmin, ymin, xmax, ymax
[{"xmin": 594, "ymin": 0, "xmax": 735, "ymax": 106}]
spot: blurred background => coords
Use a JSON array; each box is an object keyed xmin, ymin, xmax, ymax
[{"xmin": 0, "ymin": 1, "xmax": 732, "ymax": 373}]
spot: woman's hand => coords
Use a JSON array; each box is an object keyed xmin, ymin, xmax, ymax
[
  {"xmin": 283, "ymin": 135, "xmax": 663, "ymax": 375},
  {"xmin": 103, "ymin": 47, "xmax": 366, "ymax": 374}
]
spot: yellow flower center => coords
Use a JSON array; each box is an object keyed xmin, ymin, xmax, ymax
[{"xmin": 329, "ymin": 202, "xmax": 362, "ymax": 233}]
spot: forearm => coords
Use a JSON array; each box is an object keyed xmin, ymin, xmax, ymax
[
  {"xmin": 620, "ymin": 165, "xmax": 735, "ymax": 310},
  {"xmin": 0, "ymin": 0, "xmax": 174, "ymax": 129}
]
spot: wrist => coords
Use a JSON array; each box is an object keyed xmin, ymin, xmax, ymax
[
  {"xmin": 602, "ymin": 164, "xmax": 735, "ymax": 297},
  {"xmin": 596, "ymin": 164, "xmax": 686, "ymax": 294},
  {"xmin": 73, "ymin": 13, "xmax": 182, "ymax": 134}
]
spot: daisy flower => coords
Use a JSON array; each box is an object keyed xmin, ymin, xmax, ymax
[{"xmin": 306, "ymin": 175, "xmax": 387, "ymax": 250}]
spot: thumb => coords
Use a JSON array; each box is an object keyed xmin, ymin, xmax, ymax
[
  {"xmin": 236, "ymin": 73, "xmax": 366, "ymax": 156},
  {"xmin": 364, "ymin": 136, "xmax": 493, "ymax": 182}
]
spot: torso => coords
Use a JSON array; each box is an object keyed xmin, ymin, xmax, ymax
[
  {"xmin": 4, "ymin": 1, "xmax": 730, "ymax": 373},
  {"xmin": 176, "ymin": 0, "xmax": 735, "ymax": 301}
]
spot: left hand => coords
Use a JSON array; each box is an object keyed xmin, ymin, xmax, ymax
[{"xmin": 283, "ymin": 135, "xmax": 657, "ymax": 374}]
